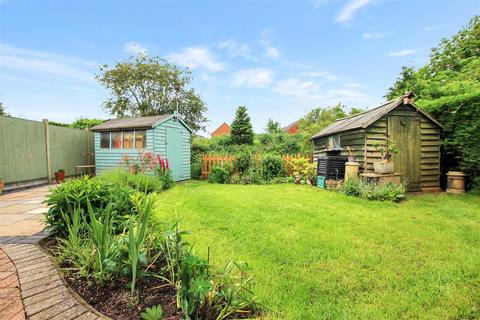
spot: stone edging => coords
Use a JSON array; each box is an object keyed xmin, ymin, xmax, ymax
[{"xmin": 0, "ymin": 244, "xmax": 107, "ymax": 320}]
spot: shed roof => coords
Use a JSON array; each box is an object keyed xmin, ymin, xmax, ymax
[
  {"xmin": 91, "ymin": 114, "xmax": 192, "ymax": 132},
  {"xmin": 311, "ymin": 93, "xmax": 443, "ymax": 139}
]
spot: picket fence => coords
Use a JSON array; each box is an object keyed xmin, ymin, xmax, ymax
[{"xmin": 201, "ymin": 153, "xmax": 306, "ymax": 178}]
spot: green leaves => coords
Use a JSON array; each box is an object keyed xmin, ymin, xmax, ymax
[
  {"xmin": 96, "ymin": 53, "xmax": 207, "ymax": 132},
  {"xmin": 128, "ymin": 192, "xmax": 156, "ymax": 297},
  {"xmin": 141, "ymin": 304, "xmax": 163, "ymax": 320}
]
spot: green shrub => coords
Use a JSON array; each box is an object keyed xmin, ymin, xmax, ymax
[
  {"xmin": 155, "ymin": 168, "xmax": 174, "ymax": 191},
  {"xmin": 44, "ymin": 176, "xmax": 134, "ymax": 237},
  {"xmin": 208, "ymin": 166, "xmax": 230, "ymax": 184},
  {"xmin": 338, "ymin": 179, "xmax": 406, "ymax": 202},
  {"xmin": 191, "ymin": 155, "xmax": 203, "ymax": 179},
  {"xmin": 101, "ymin": 170, "xmax": 164, "ymax": 193},
  {"xmin": 236, "ymin": 150, "xmax": 253, "ymax": 175},
  {"xmin": 261, "ymin": 153, "xmax": 285, "ymax": 181}
]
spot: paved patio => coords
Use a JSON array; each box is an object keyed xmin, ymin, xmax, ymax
[
  {"xmin": 0, "ymin": 186, "xmax": 103, "ymax": 319},
  {"xmin": 0, "ymin": 185, "xmax": 52, "ymax": 243}
]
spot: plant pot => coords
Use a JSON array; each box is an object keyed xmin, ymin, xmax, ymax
[
  {"xmin": 129, "ymin": 165, "xmax": 138, "ymax": 175},
  {"xmin": 55, "ymin": 172, "xmax": 65, "ymax": 183},
  {"xmin": 446, "ymin": 171, "xmax": 466, "ymax": 194},
  {"xmin": 373, "ymin": 161, "xmax": 394, "ymax": 174},
  {"xmin": 0, "ymin": 180, "xmax": 4, "ymax": 195}
]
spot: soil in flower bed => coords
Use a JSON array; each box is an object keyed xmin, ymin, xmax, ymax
[{"xmin": 41, "ymin": 237, "xmax": 181, "ymax": 320}]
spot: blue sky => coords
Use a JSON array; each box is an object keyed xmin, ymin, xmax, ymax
[{"xmin": 0, "ymin": 0, "xmax": 478, "ymax": 134}]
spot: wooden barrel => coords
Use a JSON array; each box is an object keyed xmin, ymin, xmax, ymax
[{"xmin": 446, "ymin": 171, "xmax": 466, "ymax": 194}]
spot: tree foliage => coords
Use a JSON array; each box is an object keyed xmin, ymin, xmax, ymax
[
  {"xmin": 297, "ymin": 103, "xmax": 362, "ymax": 153},
  {"xmin": 386, "ymin": 16, "xmax": 480, "ymax": 181},
  {"xmin": 0, "ymin": 99, "xmax": 8, "ymax": 116},
  {"xmin": 70, "ymin": 118, "xmax": 105, "ymax": 130},
  {"xmin": 96, "ymin": 54, "xmax": 207, "ymax": 132},
  {"xmin": 265, "ymin": 118, "xmax": 282, "ymax": 134},
  {"xmin": 231, "ymin": 106, "xmax": 254, "ymax": 145}
]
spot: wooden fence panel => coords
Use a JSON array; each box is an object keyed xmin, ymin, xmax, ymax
[{"xmin": 0, "ymin": 116, "xmax": 94, "ymax": 188}]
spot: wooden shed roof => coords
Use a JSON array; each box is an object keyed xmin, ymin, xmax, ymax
[
  {"xmin": 311, "ymin": 93, "xmax": 443, "ymax": 139},
  {"xmin": 92, "ymin": 114, "xmax": 192, "ymax": 132}
]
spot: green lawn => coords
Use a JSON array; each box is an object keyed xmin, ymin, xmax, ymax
[{"xmin": 154, "ymin": 182, "xmax": 480, "ymax": 319}]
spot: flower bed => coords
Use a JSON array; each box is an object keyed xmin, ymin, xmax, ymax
[{"xmin": 43, "ymin": 173, "xmax": 260, "ymax": 320}]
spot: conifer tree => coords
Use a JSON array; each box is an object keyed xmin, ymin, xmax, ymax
[{"xmin": 231, "ymin": 105, "xmax": 254, "ymax": 145}]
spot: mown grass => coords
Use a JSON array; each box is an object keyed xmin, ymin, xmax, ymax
[{"xmin": 154, "ymin": 182, "xmax": 480, "ymax": 319}]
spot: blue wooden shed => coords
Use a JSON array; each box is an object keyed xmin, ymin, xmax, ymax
[{"xmin": 91, "ymin": 114, "xmax": 191, "ymax": 181}]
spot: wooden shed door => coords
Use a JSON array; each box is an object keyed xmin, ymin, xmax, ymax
[
  {"xmin": 387, "ymin": 116, "xmax": 421, "ymax": 192},
  {"xmin": 166, "ymin": 126, "xmax": 182, "ymax": 181}
]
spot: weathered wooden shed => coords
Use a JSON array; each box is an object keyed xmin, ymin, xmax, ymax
[
  {"xmin": 92, "ymin": 114, "xmax": 191, "ymax": 181},
  {"xmin": 311, "ymin": 93, "xmax": 443, "ymax": 192}
]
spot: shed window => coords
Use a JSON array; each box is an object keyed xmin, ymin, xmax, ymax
[
  {"xmin": 99, "ymin": 130, "xmax": 147, "ymax": 149},
  {"xmin": 112, "ymin": 132, "xmax": 123, "ymax": 149},
  {"xmin": 123, "ymin": 131, "xmax": 134, "ymax": 148},
  {"xmin": 327, "ymin": 135, "xmax": 341, "ymax": 150},
  {"xmin": 100, "ymin": 132, "xmax": 110, "ymax": 149},
  {"xmin": 135, "ymin": 130, "xmax": 146, "ymax": 149}
]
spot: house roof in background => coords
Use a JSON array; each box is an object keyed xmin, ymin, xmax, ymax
[
  {"xmin": 211, "ymin": 122, "xmax": 231, "ymax": 137},
  {"xmin": 92, "ymin": 114, "xmax": 180, "ymax": 131},
  {"xmin": 311, "ymin": 93, "xmax": 443, "ymax": 139},
  {"xmin": 283, "ymin": 120, "xmax": 299, "ymax": 132}
]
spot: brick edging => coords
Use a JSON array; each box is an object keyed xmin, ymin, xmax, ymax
[
  {"xmin": 0, "ymin": 244, "xmax": 106, "ymax": 320},
  {"xmin": 0, "ymin": 246, "xmax": 25, "ymax": 319}
]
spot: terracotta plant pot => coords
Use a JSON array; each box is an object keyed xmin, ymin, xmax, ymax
[
  {"xmin": 374, "ymin": 161, "xmax": 394, "ymax": 174},
  {"xmin": 446, "ymin": 171, "xmax": 466, "ymax": 194},
  {"xmin": 55, "ymin": 171, "xmax": 65, "ymax": 183},
  {"xmin": 0, "ymin": 180, "xmax": 4, "ymax": 195}
]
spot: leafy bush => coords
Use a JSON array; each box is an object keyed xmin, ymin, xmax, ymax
[
  {"xmin": 236, "ymin": 150, "xmax": 253, "ymax": 175},
  {"xmin": 208, "ymin": 166, "xmax": 230, "ymax": 184},
  {"xmin": 338, "ymin": 179, "xmax": 406, "ymax": 202},
  {"xmin": 44, "ymin": 176, "xmax": 134, "ymax": 237},
  {"xmin": 289, "ymin": 157, "xmax": 316, "ymax": 182},
  {"xmin": 261, "ymin": 153, "xmax": 285, "ymax": 181},
  {"xmin": 100, "ymin": 170, "xmax": 165, "ymax": 193},
  {"xmin": 155, "ymin": 167, "xmax": 174, "ymax": 191}
]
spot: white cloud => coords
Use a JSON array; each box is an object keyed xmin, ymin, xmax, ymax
[
  {"xmin": 218, "ymin": 40, "xmax": 258, "ymax": 61},
  {"xmin": 300, "ymin": 71, "xmax": 338, "ymax": 80},
  {"xmin": 264, "ymin": 45, "xmax": 280, "ymax": 59},
  {"xmin": 423, "ymin": 26, "xmax": 436, "ymax": 32},
  {"xmin": 387, "ymin": 49, "xmax": 420, "ymax": 57},
  {"xmin": 168, "ymin": 47, "xmax": 225, "ymax": 72},
  {"xmin": 362, "ymin": 32, "xmax": 384, "ymax": 39},
  {"xmin": 336, "ymin": 0, "xmax": 373, "ymax": 23},
  {"xmin": 232, "ymin": 68, "xmax": 273, "ymax": 88},
  {"xmin": 273, "ymin": 78, "xmax": 321, "ymax": 99},
  {"xmin": 124, "ymin": 41, "xmax": 147, "ymax": 55},
  {"xmin": 0, "ymin": 43, "xmax": 96, "ymax": 83}
]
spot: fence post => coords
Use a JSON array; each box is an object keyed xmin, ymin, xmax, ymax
[{"xmin": 43, "ymin": 119, "xmax": 52, "ymax": 183}]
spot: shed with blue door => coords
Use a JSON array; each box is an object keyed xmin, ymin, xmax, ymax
[{"xmin": 91, "ymin": 114, "xmax": 191, "ymax": 181}]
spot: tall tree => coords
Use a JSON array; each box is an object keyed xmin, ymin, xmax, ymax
[
  {"xmin": 96, "ymin": 54, "xmax": 207, "ymax": 132},
  {"xmin": 265, "ymin": 118, "xmax": 282, "ymax": 134},
  {"xmin": 231, "ymin": 106, "xmax": 254, "ymax": 145}
]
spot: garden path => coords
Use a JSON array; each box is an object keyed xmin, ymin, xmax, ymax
[
  {"xmin": 0, "ymin": 186, "xmax": 104, "ymax": 319},
  {"xmin": 0, "ymin": 244, "xmax": 104, "ymax": 319},
  {"xmin": 0, "ymin": 185, "xmax": 50, "ymax": 244}
]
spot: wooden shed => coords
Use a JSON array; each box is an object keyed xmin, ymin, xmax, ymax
[
  {"xmin": 311, "ymin": 93, "xmax": 443, "ymax": 192},
  {"xmin": 92, "ymin": 114, "xmax": 191, "ymax": 181}
]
